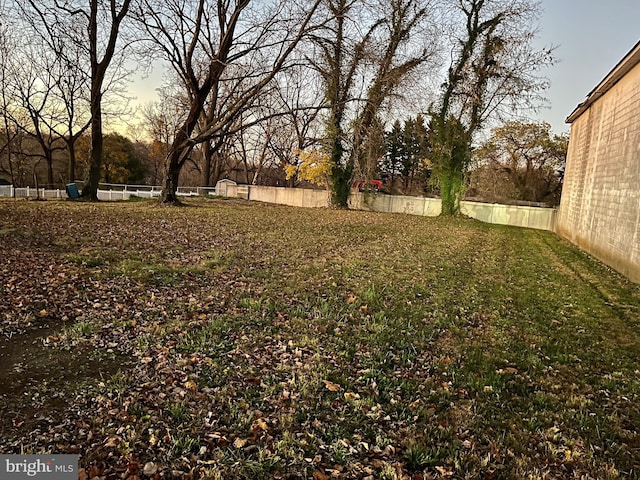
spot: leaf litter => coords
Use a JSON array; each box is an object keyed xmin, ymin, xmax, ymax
[{"xmin": 0, "ymin": 198, "xmax": 639, "ymax": 479}]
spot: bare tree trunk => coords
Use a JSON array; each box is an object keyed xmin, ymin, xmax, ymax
[
  {"xmin": 243, "ymin": 159, "xmax": 251, "ymax": 185},
  {"xmin": 160, "ymin": 88, "xmax": 208, "ymax": 202},
  {"xmin": 251, "ymin": 132, "xmax": 270, "ymax": 186},
  {"xmin": 211, "ymin": 151, "xmax": 223, "ymax": 186},
  {"xmin": 67, "ymin": 138, "xmax": 77, "ymax": 183},
  {"xmin": 81, "ymin": 0, "xmax": 131, "ymax": 200},
  {"xmin": 46, "ymin": 150, "xmax": 54, "ymax": 187},
  {"xmin": 162, "ymin": 154, "xmax": 182, "ymax": 204},
  {"xmin": 83, "ymin": 83, "xmax": 102, "ymax": 200},
  {"xmin": 201, "ymin": 140, "xmax": 212, "ymax": 186},
  {"xmin": 252, "ymin": 163, "xmax": 262, "ymax": 185}
]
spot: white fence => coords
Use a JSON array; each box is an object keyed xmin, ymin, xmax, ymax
[
  {"xmin": 0, "ymin": 186, "xmax": 69, "ymax": 199},
  {"xmin": 0, "ymin": 184, "xmax": 216, "ymax": 201}
]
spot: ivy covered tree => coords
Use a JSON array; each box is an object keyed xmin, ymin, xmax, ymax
[
  {"xmin": 429, "ymin": 114, "xmax": 471, "ymax": 213},
  {"xmin": 313, "ymin": 0, "xmax": 436, "ymax": 208},
  {"xmin": 430, "ymin": 0, "xmax": 554, "ymax": 215}
]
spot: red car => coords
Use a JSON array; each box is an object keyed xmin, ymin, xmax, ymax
[{"xmin": 352, "ymin": 179, "xmax": 382, "ymax": 192}]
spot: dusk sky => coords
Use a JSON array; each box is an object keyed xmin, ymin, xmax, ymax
[{"xmin": 535, "ymin": 0, "xmax": 640, "ymax": 134}]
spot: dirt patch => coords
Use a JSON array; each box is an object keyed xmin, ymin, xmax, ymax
[{"xmin": 0, "ymin": 321, "xmax": 128, "ymax": 439}]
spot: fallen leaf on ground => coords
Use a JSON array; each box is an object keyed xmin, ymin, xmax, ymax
[
  {"xmin": 143, "ymin": 462, "xmax": 158, "ymax": 476},
  {"xmin": 252, "ymin": 418, "xmax": 268, "ymax": 432},
  {"xmin": 233, "ymin": 438, "xmax": 247, "ymax": 448},
  {"xmin": 103, "ymin": 435, "xmax": 120, "ymax": 448},
  {"xmin": 313, "ymin": 470, "xmax": 329, "ymax": 480},
  {"xmin": 435, "ymin": 465, "xmax": 454, "ymax": 477},
  {"xmin": 344, "ymin": 391, "xmax": 360, "ymax": 401},
  {"xmin": 323, "ymin": 380, "xmax": 343, "ymax": 392}
]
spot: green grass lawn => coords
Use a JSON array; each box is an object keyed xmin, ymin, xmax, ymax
[{"xmin": 1, "ymin": 198, "xmax": 639, "ymax": 479}]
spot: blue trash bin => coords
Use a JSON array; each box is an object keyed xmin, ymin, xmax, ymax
[{"xmin": 66, "ymin": 183, "xmax": 80, "ymax": 199}]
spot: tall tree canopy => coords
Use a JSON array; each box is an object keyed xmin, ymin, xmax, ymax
[
  {"xmin": 133, "ymin": 0, "xmax": 322, "ymax": 203},
  {"xmin": 382, "ymin": 115, "xmax": 430, "ymax": 191},
  {"xmin": 471, "ymin": 120, "xmax": 567, "ymax": 204}
]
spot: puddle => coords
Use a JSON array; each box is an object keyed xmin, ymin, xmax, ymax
[{"xmin": 0, "ymin": 324, "xmax": 128, "ymax": 438}]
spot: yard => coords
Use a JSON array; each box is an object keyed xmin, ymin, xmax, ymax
[{"xmin": 0, "ymin": 198, "xmax": 639, "ymax": 479}]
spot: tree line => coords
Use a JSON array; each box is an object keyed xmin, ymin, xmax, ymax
[{"xmin": 0, "ymin": 0, "xmax": 559, "ymax": 212}]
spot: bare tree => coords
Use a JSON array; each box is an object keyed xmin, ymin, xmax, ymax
[
  {"xmin": 141, "ymin": 84, "xmax": 189, "ymax": 184},
  {"xmin": 9, "ymin": 32, "xmax": 92, "ymax": 186},
  {"xmin": 236, "ymin": 114, "xmax": 277, "ymax": 185},
  {"xmin": 0, "ymin": 0, "xmax": 18, "ymax": 184},
  {"xmin": 84, "ymin": 0, "xmax": 132, "ymax": 198},
  {"xmin": 2, "ymin": 36, "xmax": 69, "ymax": 187},
  {"xmin": 210, "ymin": 67, "xmax": 324, "ymax": 188},
  {"xmin": 134, "ymin": 0, "xmax": 322, "ymax": 203},
  {"xmin": 48, "ymin": 24, "xmax": 92, "ymax": 183},
  {"xmin": 267, "ymin": 66, "xmax": 324, "ymax": 186},
  {"xmin": 197, "ymin": 62, "xmax": 248, "ymax": 188},
  {"xmin": 15, "ymin": 0, "xmax": 132, "ymax": 197}
]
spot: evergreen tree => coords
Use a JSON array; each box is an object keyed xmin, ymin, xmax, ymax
[
  {"xmin": 383, "ymin": 115, "xmax": 430, "ymax": 191},
  {"xmin": 383, "ymin": 120, "xmax": 404, "ymax": 181}
]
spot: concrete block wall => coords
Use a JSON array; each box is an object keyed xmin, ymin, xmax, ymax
[
  {"xmin": 222, "ymin": 184, "xmax": 329, "ymax": 208},
  {"xmin": 217, "ymin": 182, "xmax": 557, "ymax": 232},
  {"xmin": 349, "ymin": 192, "xmax": 556, "ymax": 230},
  {"xmin": 461, "ymin": 201, "xmax": 557, "ymax": 231},
  {"xmin": 249, "ymin": 185, "xmax": 329, "ymax": 208},
  {"xmin": 349, "ymin": 193, "xmax": 443, "ymax": 218},
  {"xmin": 557, "ymin": 61, "xmax": 640, "ymax": 282}
]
